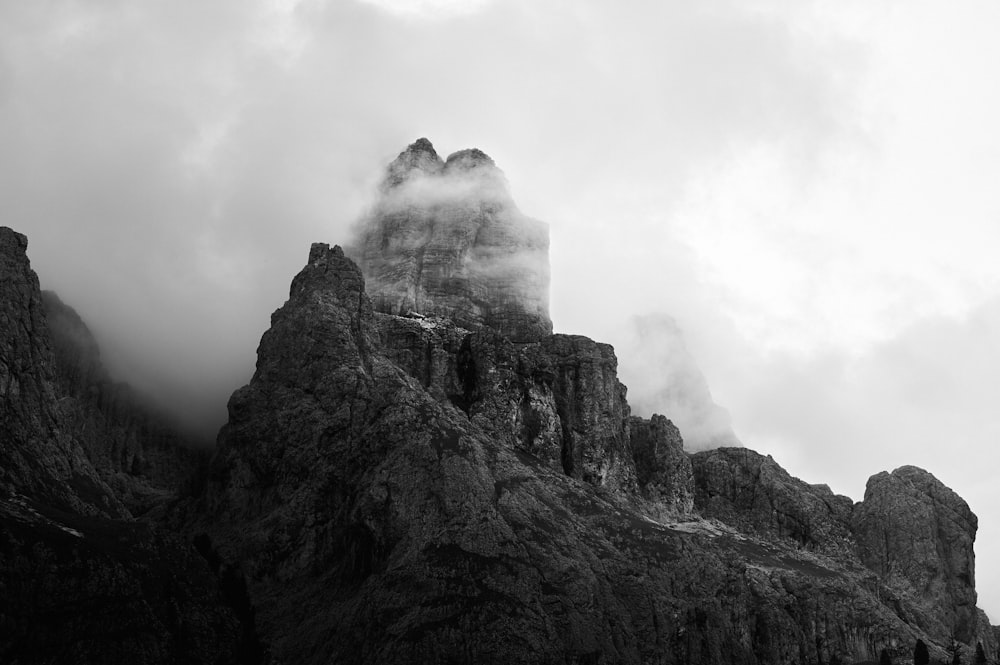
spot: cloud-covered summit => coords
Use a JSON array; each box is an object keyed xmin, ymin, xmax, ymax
[{"xmin": 352, "ymin": 138, "xmax": 550, "ymax": 342}]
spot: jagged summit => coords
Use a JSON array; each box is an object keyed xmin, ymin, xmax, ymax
[
  {"xmin": 444, "ymin": 147, "xmax": 496, "ymax": 171},
  {"xmin": 352, "ymin": 138, "xmax": 551, "ymax": 342},
  {"xmin": 382, "ymin": 137, "xmax": 444, "ymax": 189},
  {"xmin": 200, "ymin": 237, "xmax": 999, "ymax": 663}
]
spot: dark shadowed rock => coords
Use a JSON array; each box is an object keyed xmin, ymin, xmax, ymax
[
  {"xmin": 198, "ymin": 241, "xmax": 998, "ymax": 664},
  {"xmin": 352, "ymin": 138, "xmax": 551, "ymax": 343},
  {"xmin": 539, "ymin": 334, "xmax": 636, "ymax": 492},
  {"xmin": 0, "ymin": 226, "xmax": 243, "ymax": 664},
  {"xmin": 0, "ymin": 227, "xmax": 125, "ymax": 518},
  {"xmin": 629, "ymin": 414, "xmax": 694, "ymax": 515},
  {"xmin": 854, "ymin": 466, "xmax": 979, "ymax": 642},
  {"xmin": 42, "ymin": 290, "xmax": 204, "ymax": 515},
  {"xmin": 690, "ymin": 447, "xmax": 855, "ymax": 553},
  {"xmin": 374, "ymin": 311, "xmax": 637, "ymax": 494}
]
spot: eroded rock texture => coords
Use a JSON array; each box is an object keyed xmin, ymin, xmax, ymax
[
  {"xmin": 691, "ymin": 448, "xmax": 855, "ymax": 554},
  {"xmin": 630, "ymin": 414, "xmax": 694, "ymax": 516},
  {"xmin": 200, "ymin": 242, "xmax": 998, "ymax": 664},
  {"xmin": 351, "ymin": 138, "xmax": 551, "ymax": 343},
  {"xmin": 854, "ymin": 466, "xmax": 979, "ymax": 643}
]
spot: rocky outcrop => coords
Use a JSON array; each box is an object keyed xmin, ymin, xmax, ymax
[
  {"xmin": 42, "ymin": 290, "xmax": 204, "ymax": 514},
  {"xmin": 0, "ymin": 227, "xmax": 125, "ymax": 518},
  {"xmin": 690, "ymin": 448, "xmax": 855, "ymax": 553},
  {"xmin": 629, "ymin": 414, "xmax": 694, "ymax": 515},
  {"xmin": 199, "ymin": 241, "xmax": 995, "ymax": 664},
  {"xmin": 0, "ymin": 226, "xmax": 243, "ymax": 664},
  {"xmin": 351, "ymin": 138, "xmax": 551, "ymax": 343},
  {"xmin": 854, "ymin": 466, "xmax": 979, "ymax": 643},
  {"xmin": 373, "ymin": 310, "xmax": 637, "ymax": 493}
]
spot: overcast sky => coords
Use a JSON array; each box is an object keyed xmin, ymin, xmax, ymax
[{"xmin": 3, "ymin": 0, "xmax": 999, "ymax": 619}]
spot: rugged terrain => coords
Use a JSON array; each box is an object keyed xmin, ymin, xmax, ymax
[
  {"xmin": 0, "ymin": 227, "xmax": 244, "ymax": 664},
  {"xmin": 1, "ymin": 139, "xmax": 998, "ymax": 664}
]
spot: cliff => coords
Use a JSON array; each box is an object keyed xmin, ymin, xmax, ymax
[
  {"xmin": 0, "ymin": 227, "xmax": 243, "ymax": 664},
  {"xmin": 199, "ymin": 238, "xmax": 996, "ymax": 664},
  {"xmin": 351, "ymin": 138, "xmax": 552, "ymax": 343},
  {"xmin": 42, "ymin": 290, "xmax": 204, "ymax": 514},
  {"xmin": 2, "ymin": 138, "xmax": 997, "ymax": 664},
  {"xmin": 0, "ymin": 227, "xmax": 125, "ymax": 518}
]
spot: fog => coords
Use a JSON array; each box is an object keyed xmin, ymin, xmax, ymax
[{"xmin": 3, "ymin": 0, "xmax": 999, "ymax": 618}]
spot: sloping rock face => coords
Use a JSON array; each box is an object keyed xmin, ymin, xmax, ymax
[
  {"xmin": 854, "ymin": 466, "xmax": 979, "ymax": 643},
  {"xmin": 0, "ymin": 227, "xmax": 124, "ymax": 518},
  {"xmin": 351, "ymin": 138, "xmax": 551, "ymax": 343},
  {"xmin": 630, "ymin": 414, "xmax": 694, "ymax": 515},
  {"xmin": 690, "ymin": 448, "xmax": 855, "ymax": 554},
  {"xmin": 42, "ymin": 290, "xmax": 204, "ymax": 514},
  {"xmin": 200, "ymin": 242, "xmax": 995, "ymax": 664},
  {"xmin": 0, "ymin": 226, "xmax": 243, "ymax": 664}
]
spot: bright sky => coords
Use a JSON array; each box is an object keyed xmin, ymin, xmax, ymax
[{"xmin": 2, "ymin": 0, "xmax": 999, "ymax": 619}]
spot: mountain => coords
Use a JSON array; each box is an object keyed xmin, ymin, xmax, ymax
[
  {"xmin": 0, "ymin": 227, "xmax": 243, "ymax": 664},
  {"xmin": 195, "ymin": 140, "xmax": 998, "ymax": 663},
  {"xmin": 1, "ymin": 139, "xmax": 997, "ymax": 664},
  {"xmin": 350, "ymin": 138, "xmax": 551, "ymax": 343},
  {"xmin": 42, "ymin": 290, "xmax": 205, "ymax": 515}
]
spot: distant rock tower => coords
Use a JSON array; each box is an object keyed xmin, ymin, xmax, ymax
[{"xmin": 351, "ymin": 138, "xmax": 552, "ymax": 342}]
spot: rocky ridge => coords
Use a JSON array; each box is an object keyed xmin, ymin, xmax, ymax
[
  {"xmin": 201, "ymin": 235, "xmax": 997, "ymax": 663},
  {"xmin": 1, "ymin": 138, "xmax": 998, "ymax": 664},
  {"xmin": 0, "ymin": 227, "xmax": 243, "ymax": 664}
]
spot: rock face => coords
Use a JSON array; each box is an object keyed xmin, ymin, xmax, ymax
[
  {"xmin": 0, "ymin": 226, "xmax": 243, "ymax": 664},
  {"xmin": 372, "ymin": 312, "xmax": 637, "ymax": 493},
  {"xmin": 630, "ymin": 414, "xmax": 694, "ymax": 515},
  {"xmin": 351, "ymin": 138, "xmax": 551, "ymax": 343},
  {"xmin": 200, "ymin": 240, "xmax": 997, "ymax": 664},
  {"xmin": 4, "ymin": 138, "xmax": 1000, "ymax": 665},
  {"xmin": 854, "ymin": 466, "xmax": 979, "ymax": 643},
  {"xmin": 690, "ymin": 447, "xmax": 855, "ymax": 554},
  {"xmin": 42, "ymin": 290, "xmax": 204, "ymax": 514},
  {"xmin": 0, "ymin": 227, "xmax": 124, "ymax": 518}
]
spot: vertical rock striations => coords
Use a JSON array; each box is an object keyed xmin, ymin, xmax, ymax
[
  {"xmin": 630, "ymin": 414, "xmax": 694, "ymax": 515},
  {"xmin": 854, "ymin": 466, "xmax": 979, "ymax": 643},
  {"xmin": 352, "ymin": 138, "xmax": 551, "ymax": 343}
]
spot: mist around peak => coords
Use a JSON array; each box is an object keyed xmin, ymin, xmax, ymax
[
  {"xmin": 618, "ymin": 313, "xmax": 741, "ymax": 451},
  {"xmin": 348, "ymin": 138, "xmax": 551, "ymax": 343}
]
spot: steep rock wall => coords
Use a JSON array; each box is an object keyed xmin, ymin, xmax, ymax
[{"xmin": 352, "ymin": 138, "xmax": 551, "ymax": 343}]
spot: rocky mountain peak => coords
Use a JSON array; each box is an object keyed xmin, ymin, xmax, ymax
[
  {"xmin": 381, "ymin": 137, "xmax": 444, "ymax": 189},
  {"xmin": 352, "ymin": 138, "xmax": 551, "ymax": 342},
  {"xmin": 854, "ymin": 464, "xmax": 979, "ymax": 642},
  {"xmin": 444, "ymin": 147, "xmax": 496, "ymax": 171}
]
